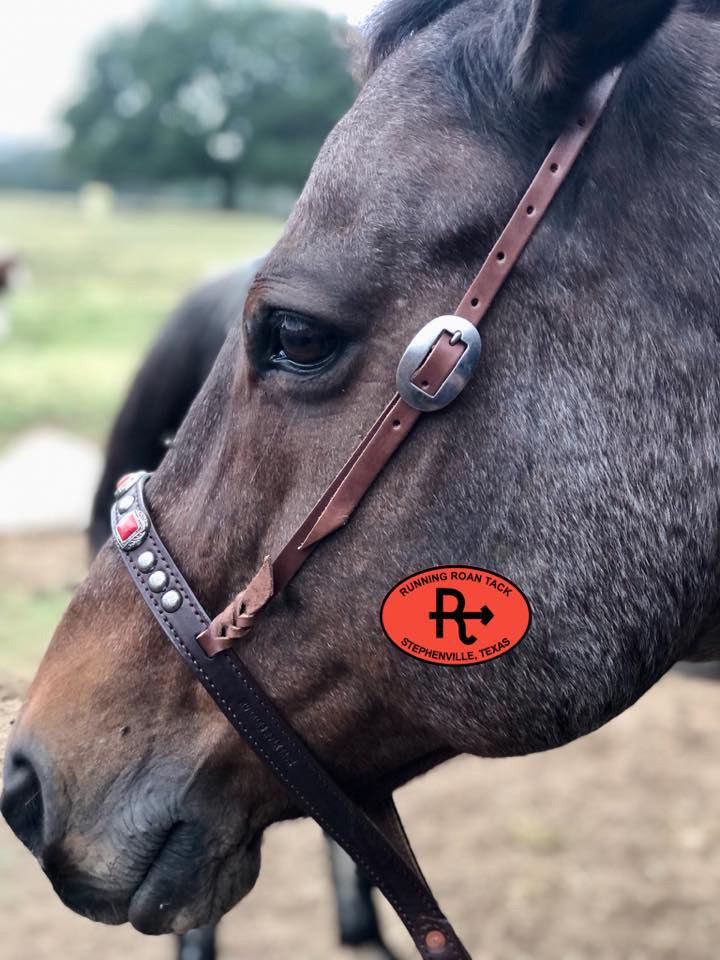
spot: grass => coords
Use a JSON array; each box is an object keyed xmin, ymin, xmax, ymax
[
  {"xmin": 0, "ymin": 190, "xmax": 282, "ymax": 446},
  {"xmin": 0, "ymin": 190, "xmax": 283, "ymax": 678},
  {"xmin": 0, "ymin": 587, "xmax": 71, "ymax": 680}
]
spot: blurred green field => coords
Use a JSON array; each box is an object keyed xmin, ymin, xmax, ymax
[
  {"xmin": 0, "ymin": 190, "xmax": 282, "ymax": 678},
  {"xmin": 0, "ymin": 585, "xmax": 71, "ymax": 679},
  {"xmin": 0, "ymin": 190, "xmax": 282, "ymax": 447}
]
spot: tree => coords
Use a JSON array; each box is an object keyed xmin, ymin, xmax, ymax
[{"xmin": 62, "ymin": 0, "xmax": 356, "ymax": 208}]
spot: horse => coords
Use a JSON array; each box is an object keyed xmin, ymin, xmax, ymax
[
  {"xmin": 0, "ymin": 256, "xmax": 16, "ymax": 292},
  {"xmin": 4, "ymin": 0, "xmax": 720, "ymax": 953},
  {"xmin": 0, "ymin": 254, "xmax": 18, "ymax": 340},
  {"xmin": 88, "ymin": 263, "xmax": 258, "ymax": 557},
  {"xmin": 89, "ymin": 259, "xmax": 395, "ymax": 958}
]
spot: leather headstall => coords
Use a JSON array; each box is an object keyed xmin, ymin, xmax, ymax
[{"xmin": 111, "ymin": 70, "xmax": 620, "ymax": 960}]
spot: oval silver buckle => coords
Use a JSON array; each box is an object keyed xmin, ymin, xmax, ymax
[{"xmin": 396, "ymin": 315, "xmax": 482, "ymax": 412}]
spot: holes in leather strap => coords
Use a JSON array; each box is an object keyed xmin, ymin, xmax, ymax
[
  {"xmin": 392, "ymin": 419, "xmax": 401, "ymax": 430},
  {"xmin": 550, "ymin": 162, "xmax": 559, "ymax": 173},
  {"xmin": 526, "ymin": 205, "xmax": 535, "ymax": 216},
  {"xmin": 496, "ymin": 251, "xmax": 506, "ymax": 262},
  {"xmin": 471, "ymin": 297, "xmax": 479, "ymax": 307}
]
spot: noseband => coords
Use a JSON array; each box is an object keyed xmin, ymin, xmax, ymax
[{"xmin": 111, "ymin": 72, "xmax": 619, "ymax": 959}]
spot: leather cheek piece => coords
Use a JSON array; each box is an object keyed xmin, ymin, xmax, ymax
[
  {"xmin": 198, "ymin": 71, "xmax": 621, "ymax": 657},
  {"xmin": 202, "ymin": 333, "xmax": 467, "ymax": 650},
  {"xmin": 200, "ymin": 557, "xmax": 274, "ymax": 655},
  {"xmin": 114, "ymin": 477, "xmax": 471, "ymax": 960}
]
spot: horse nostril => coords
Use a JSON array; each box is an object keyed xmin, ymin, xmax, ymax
[{"xmin": 1, "ymin": 746, "xmax": 45, "ymax": 855}]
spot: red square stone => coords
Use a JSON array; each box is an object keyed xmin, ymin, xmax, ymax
[{"xmin": 117, "ymin": 512, "xmax": 140, "ymax": 543}]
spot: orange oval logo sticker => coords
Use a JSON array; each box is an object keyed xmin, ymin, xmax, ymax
[{"xmin": 380, "ymin": 566, "xmax": 531, "ymax": 666}]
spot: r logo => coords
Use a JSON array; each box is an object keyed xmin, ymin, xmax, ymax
[
  {"xmin": 380, "ymin": 566, "xmax": 531, "ymax": 667},
  {"xmin": 428, "ymin": 588, "xmax": 494, "ymax": 646}
]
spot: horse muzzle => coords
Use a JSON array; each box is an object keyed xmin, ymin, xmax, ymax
[{"xmin": 1, "ymin": 731, "xmax": 261, "ymax": 934}]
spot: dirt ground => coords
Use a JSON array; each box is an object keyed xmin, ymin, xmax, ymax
[{"xmin": 1, "ymin": 535, "xmax": 719, "ymax": 959}]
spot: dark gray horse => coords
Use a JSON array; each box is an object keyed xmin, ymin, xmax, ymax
[{"xmin": 5, "ymin": 0, "xmax": 720, "ymax": 954}]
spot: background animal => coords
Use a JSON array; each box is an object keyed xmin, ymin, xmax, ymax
[
  {"xmin": 88, "ymin": 262, "xmax": 259, "ymax": 556},
  {"xmin": 0, "ymin": 255, "xmax": 18, "ymax": 340}
]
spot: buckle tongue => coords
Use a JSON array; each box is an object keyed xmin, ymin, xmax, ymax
[{"xmin": 396, "ymin": 315, "xmax": 482, "ymax": 412}]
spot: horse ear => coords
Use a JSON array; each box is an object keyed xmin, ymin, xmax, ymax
[{"xmin": 513, "ymin": 0, "xmax": 677, "ymax": 98}]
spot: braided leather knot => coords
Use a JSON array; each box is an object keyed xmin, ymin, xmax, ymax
[{"xmin": 198, "ymin": 556, "xmax": 274, "ymax": 657}]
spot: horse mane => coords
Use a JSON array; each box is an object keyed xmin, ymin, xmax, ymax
[
  {"xmin": 363, "ymin": 0, "xmax": 469, "ymax": 74},
  {"xmin": 362, "ymin": 0, "xmax": 720, "ymax": 88},
  {"xmin": 360, "ymin": 0, "xmax": 524, "ymax": 135}
]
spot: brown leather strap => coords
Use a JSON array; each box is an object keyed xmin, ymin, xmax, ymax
[
  {"xmin": 201, "ymin": 68, "xmax": 620, "ymax": 654},
  {"xmin": 113, "ymin": 476, "xmax": 470, "ymax": 960}
]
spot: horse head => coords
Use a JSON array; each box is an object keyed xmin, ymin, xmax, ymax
[{"xmin": 6, "ymin": 0, "xmax": 719, "ymax": 940}]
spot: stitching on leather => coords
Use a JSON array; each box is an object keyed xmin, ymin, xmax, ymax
[{"xmin": 126, "ymin": 534, "xmax": 440, "ymax": 940}]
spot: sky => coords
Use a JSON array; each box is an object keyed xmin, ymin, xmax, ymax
[{"xmin": 0, "ymin": 0, "xmax": 376, "ymax": 144}]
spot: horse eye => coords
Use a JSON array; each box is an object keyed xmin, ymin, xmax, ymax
[{"xmin": 270, "ymin": 312, "xmax": 339, "ymax": 372}]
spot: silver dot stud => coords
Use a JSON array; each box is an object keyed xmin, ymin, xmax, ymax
[
  {"xmin": 161, "ymin": 590, "xmax": 182, "ymax": 613},
  {"xmin": 137, "ymin": 551, "xmax": 156, "ymax": 573},
  {"xmin": 148, "ymin": 570, "xmax": 168, "ymax": 593},
  {"xmin": 117, "ymin": 493, "xmax": 135, "ymax": 513}
]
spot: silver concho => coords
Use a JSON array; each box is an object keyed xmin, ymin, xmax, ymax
[
  {"xmin": 114, "ymin": 470, "xmax": 147, "ymax": 499},
  {"xmin": 117, "ymin": 493, "xmax": 135, "ymax": 513},
  {"xmin": 137, "ymin": 550, "xmax": 156, "ymax": 573},
  {"xmin": 113, "ymin": 508, "xmax": 150, "ymax": 552},
  {"xmin": 148, "ymin": 570, "xmax": 169, "ymax": 593},
  {"xmin": 396, "ymin": 315, "xmax": 482, "ymax": 412},
  {"xmin": 161, "ymin": 590, "xmax": 182, "ymax": 612}
]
